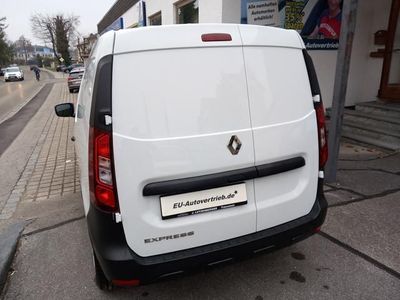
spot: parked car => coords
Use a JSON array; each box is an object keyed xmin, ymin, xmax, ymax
[
  {"xmin": 54, "ymin": 24, "xmax": 328, "ymax": 290},
  {"xmin": 56, "ymin": 64, "xmax": 66, "ymax": 72},
  {"xmin": 0, "ymin": 68, "xmax": 5, "ymax": 76},
  {"xmin": 67, "ymin": 67, "xmax": 85, "ymax": 93},
  {"xmin": 4, "ymin": 66, "xmax": 24, "ymax": 82},
  {"xmin": 64, "ymin": 63, "xmax": 84, "ymax": 73}
]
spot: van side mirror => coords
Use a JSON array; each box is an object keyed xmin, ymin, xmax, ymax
[{"xmin": 55, "ymin": 103, "xmax": 75, "ymax": 117}]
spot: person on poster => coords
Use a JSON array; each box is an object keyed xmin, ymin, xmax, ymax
[{"xmin": 309, "ymin": 0, "xmax": 342, "ymax": 39}]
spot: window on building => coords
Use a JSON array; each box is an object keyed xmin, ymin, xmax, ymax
[
  {"xmin": 175, "ymin": 0, "xmax": 198, "ymax": 24},
  {"xmin": 149, "ymin": 11, "xmax": 162, "ymax": 26}
]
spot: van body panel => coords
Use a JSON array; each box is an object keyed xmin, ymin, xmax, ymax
[
  {"xmin": 75, "ymin": 31, "xmax": 115, "ymax": 215},
  {"xmin": 112, "ymin": 47, "xmax": 252, "ymax": 139},
  {"xmin": 242, "ymin": 47, "xmax": 313, "ymax": 126},
  {"xmin": 112, "ymin": 42, "xmax": 257, "ymax": 256},
  {"xmin": 241, "ymin": 43, "xmax": 318, "ymax": 231},
  {"xmin": 251, "ymin": 114, "xmax": 319, "ymax": 230},
  {"xmin": 113, "ymin": 24, "xmax": 242, "ymax": 54},
  {"xmin": 78, "ymin": 25, "xmax": 326, "ymax": 274},
  {"xmin": 238, "ymin": 25, "xmax": 303, "ymax": 49}
]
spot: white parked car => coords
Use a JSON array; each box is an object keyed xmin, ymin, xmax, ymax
[
  {"xmin": 4, "ymin": 66, "xmax": 24, "ymax": 82},
  {"xmin": 67, "ymin": 67, "xmax": 85, "ymax": 93},
  {"xmin": 55, "ymin": 24, "xmax": 328, "ymax": 290}
]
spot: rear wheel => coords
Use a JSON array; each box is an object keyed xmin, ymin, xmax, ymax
[
  {"xmin": 93, "ymin": 251, "xmax": 113, "ymax": 291},
  {"xmin": 69, "ymin": 88, "xmax": 74, "ymax": 93}
]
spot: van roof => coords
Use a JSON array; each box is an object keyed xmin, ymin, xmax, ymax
[{"xmin": 113, "ymin": 24, "xmax": 304, "ymax": 55}]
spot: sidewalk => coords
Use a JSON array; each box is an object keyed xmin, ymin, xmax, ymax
[{"xmin": 0, "ymin": 82, "xmax": 79, "ymax": 221}]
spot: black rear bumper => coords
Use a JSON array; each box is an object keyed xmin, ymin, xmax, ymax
[{"xmin": 87, "ymin": 179, "xmax": 327, "ymax": 285}]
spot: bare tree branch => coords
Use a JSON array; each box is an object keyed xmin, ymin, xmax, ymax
[{"xmin": 30, "ymin": 13, "xmax": 79, "ymax": 64}]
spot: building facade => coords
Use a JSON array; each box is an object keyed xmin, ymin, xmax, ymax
[
  {"xmin": 14, "ymin": 45, "xmax": 55, "ymax": 61},
  {"xmin": 98, "ymin": 0, "xmax": 400, "ymax": 107}
]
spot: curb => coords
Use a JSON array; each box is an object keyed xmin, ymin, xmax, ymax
[{"xmin": 0, "ymin": 222, "xmax": 25, "ymax": 295}]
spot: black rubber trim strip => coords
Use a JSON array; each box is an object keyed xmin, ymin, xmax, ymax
[
  {"xmin": 302, "ymin": 49, "xmax": 321, "ymax": 97},
  {"xmin": 143, "ymin": 157, "xmax": 305, "ymax": 196},
  {"xmin": 89, "ymin": 54, "xmax": 113, "ymax": 132},
  {"xmin": 257, "ymin": 156, "xmax": 305, "ymax": 177}
]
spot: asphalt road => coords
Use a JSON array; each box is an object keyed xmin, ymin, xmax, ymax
[{"xmin": 0, "ymin": 66, "xmax": 54, "ymax": 124}]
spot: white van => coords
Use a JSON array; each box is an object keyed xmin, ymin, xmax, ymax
[{"xmin": 55, "ymin": 24, "xmax": 327, "ymax": 290}]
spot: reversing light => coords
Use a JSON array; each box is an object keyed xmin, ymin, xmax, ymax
[{"xmin": 95, "ymin": 133, "xmax": 113, "ymax": 185}]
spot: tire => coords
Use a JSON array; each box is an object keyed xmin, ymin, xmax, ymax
[
  {"xmin": 69, "ymin": 89, "xmax": 74, "ymax": 93},
  {"xmin": 5, "ymin": 79, "xmax": 8, "ymax": 82},
  {"xmin": 93, "ymin": 252, "xmax": 113, "ymax": 291}
]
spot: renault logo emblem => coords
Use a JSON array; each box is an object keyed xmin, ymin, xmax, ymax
[{"xmin": 228, "ymin": 135, "xmax": 242, "ymax": 155}]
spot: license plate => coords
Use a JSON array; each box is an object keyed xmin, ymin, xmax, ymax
[{"xmin": 160, "ymin": 183, "xmax": 247, "ymax": 219}]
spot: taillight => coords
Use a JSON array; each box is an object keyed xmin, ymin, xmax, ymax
[
  {"xmin": 303, "ymin": 49, "xmax": 328, "ymax": 169},
  {"xmin": 89, "ymin": 55, "xmax": 116, "ymax": 212},
  {"xmin": 68, "ymin": 76, "xmax": 73, "ymax": 81},
  {"xmin": 89, "ymin": 127, "xmax": 118, "ymax": 212},
  {"xmin": 315, "ymin": 102, "xmax": 328, "ymax": 168}
]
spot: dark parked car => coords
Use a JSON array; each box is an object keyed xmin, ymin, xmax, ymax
[
  {"xmin": 56, "ymin": 64, "xmax": 66, "ymax": 72},
  {"xmin": 64, "ymin": 63, "xmax": 84, "ymax": 73},
  {"xmin": 0, "ymin": 68, "xmax": 5, "ymax": 76}
]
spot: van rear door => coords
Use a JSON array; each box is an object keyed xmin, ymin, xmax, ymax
[
  {"xmin": 112, "ymin": 25, "xmax": 257, "ymax": 257},
  {"xmin": 239, "ymin": 26, "xmax": 319, "ymax": 231}
]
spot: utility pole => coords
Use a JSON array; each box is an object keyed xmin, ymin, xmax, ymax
[
  {"xmin": 325, "ymin": 0, "xmax": 359, "ymax": 182},
  {"xmin": 22, "ymin": 37, "xmax": 28, "ymax": 64}
]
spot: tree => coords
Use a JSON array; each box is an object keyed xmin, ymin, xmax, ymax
[
  {"xmin": 30, "ymin": 13, "xmax": 79, "ymax": 65},
  {"xmin": 0, "ymin": 17, "xmax": 13, "ymax": 65},
  {"xmin": 13, "ymin": 35, "xmax": 33, "ymax": 64},
  {"xmin": 35, "ymin": 54, "xmax": 43, "ymax": 67}
]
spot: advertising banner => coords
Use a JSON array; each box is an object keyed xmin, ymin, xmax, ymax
[
  {"xmin": 246, "ymin": 0, "xmax": 280, "ymax": 27},
  {"xmin": 241, "ymin": 0, "xmax": 343, "ymax": 50}
]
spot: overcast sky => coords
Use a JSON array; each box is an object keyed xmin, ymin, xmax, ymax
[{"xmin": 2, "ymin": 0, "xmax": 115, "ymax": 45}]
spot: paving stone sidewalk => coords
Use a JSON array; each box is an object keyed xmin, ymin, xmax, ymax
[{"xmin": 0, "ymin": 83, "xmax": 79, "ymax": 220}]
